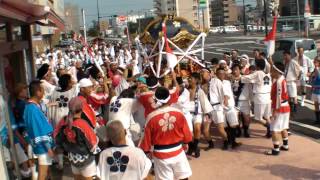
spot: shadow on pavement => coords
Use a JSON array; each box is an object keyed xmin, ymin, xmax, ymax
[{"xmin": 255, "ymin": 164, "xmax": 320, "ymax": 180}]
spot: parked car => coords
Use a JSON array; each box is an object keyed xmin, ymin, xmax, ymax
[
  {"xmin": 272, "ymin": 38, "xmax": 317, "ymax": 62},
  {"xmin": 281, "ymin": 25, "xmax": 294, "ymax": 32}
]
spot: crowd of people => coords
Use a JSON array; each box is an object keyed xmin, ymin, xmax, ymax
[{"xmin": 2, "ymin": 38, "xmax": 319, "ymax": 180}]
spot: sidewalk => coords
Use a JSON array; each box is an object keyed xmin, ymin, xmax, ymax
[
  {"xmin": 189, "ymin": 123, "xmax": 320, "ymax": 180},
  {"xmin": 54, "ymin": 124, "xmax": 320, "ymax": 180}
]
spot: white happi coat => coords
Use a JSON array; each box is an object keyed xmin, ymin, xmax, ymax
[
  {"xmin": 98, "ymin": 146, "xmax": 152, "ymax": 180},
  {"xmin": 172, "ymin": 88, "xmax": 193, "ymax": 132},
  {"xmin": 48, "ymin": 86, "xmax": 78, "ymax": 127},
  {"xmin": 241, "ymin": 70, "xmax": 271, "ymax": 105}
]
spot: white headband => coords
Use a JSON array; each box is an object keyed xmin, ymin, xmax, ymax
[
  {"xmin": 154, "ymin": 95, "xmax": 171, "ymax": 106},
  {"xmin": 272, "ymin": 65, "xmax": 284, "ymax": 74}
]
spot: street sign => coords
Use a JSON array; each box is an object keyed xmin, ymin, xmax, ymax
[{"xmin": 199, "ymin": 0, "xmax": 206, "ymax": 8}]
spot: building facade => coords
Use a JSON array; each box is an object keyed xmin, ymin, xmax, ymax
[
  {"xmin": 154, "ymin": 0, "xmax": 211, "ymax": 29},
  {"xmin": 211, "ymin": 0, "xmax": 239, "ymax": 26},
  {"xmin": 279, "ymin": 0, "xmax": 320, "ymax": 16},
  {"xmin": 31, "ymin": 0, "xmax": 65, "ymax": 53},
  {"xmin": 64, "ymin": 2, "xmax": 81, "ymax": 33}
]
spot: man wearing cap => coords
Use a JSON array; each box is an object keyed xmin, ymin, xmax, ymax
[
  {"xmin": 140, "ymin": 87, "xmax": 193, "ymax": 180},
  {"xmin": 78, "ymin": 78, "xmax": 97, "ymax": 129},
  {"xmin": 266, "ymin": 62, "xmax": 290, "ymax": 155}
]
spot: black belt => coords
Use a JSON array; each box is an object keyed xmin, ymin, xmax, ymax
[
  {"xmin": 211, "ymin": 102, "xmax": 220, "ymax": 106},
  {"xmin": 282, "ymin": 100, "xmax": 288, "ymax": 103},
  {"xmin": 154, "ymin": 142, "xmax": 182, "ymax": 150}
]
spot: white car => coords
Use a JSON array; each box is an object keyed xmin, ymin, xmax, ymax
[{"xmin": 224, "ymin": 26, "xmax": 239, "ymax": 33}]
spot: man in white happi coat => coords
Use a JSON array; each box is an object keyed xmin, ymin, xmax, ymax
[
  {"xmin": 98, "ymin": 121, "xmax": 151, "ymax": 180},
  {"xmin": 283, "ymin": 50, "xmax": 301, "ymax": 114},
  {"xmin": 241, "ymin": 59, "xmax": 272, "ymax": 138},
  {"xmin": 294, "ymin": 47, "xmax": 314, "ymax": 106}
]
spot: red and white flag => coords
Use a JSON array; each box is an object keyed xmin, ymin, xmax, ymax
[
  {"xmin": 264, "ymin": 16, "xmax": 278, "ymax": 57},
  {"xmin": 162, "ymin": 22, "xmax": 178, "ymax": 70}
]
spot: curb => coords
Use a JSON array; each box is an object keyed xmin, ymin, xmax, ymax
[{"xmin": 290, "ymin": 120, "xmax": 320, "ymax": 139}]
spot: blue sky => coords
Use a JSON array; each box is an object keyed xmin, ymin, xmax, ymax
[{"xmin": 65, "ymin": 0, "xmax": 153, "ymax": 26}]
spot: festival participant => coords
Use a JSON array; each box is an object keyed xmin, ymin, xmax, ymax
[
  {"xmin": 140, "ymin": 87, "xmax": 193, "ymax": 180},
  {"xmin": 186, "ymin": 72, "xmax": 213, "ymax": 157},
  {"xmin": 241, "ymin": 59, "xmax": 272, "ymax": 138},
  {"xmin": 231, "ymin": 64, "xmax": 252, "ymax": 137},
  {"xmin": 23, "ymin": 80, "xmax": 55, "ymax": 180},
  {"xmin": 311, "ymin": 56, "xmax": 320, "ymax": 124},
  {"xmin": 54, "ymin": 97, "xmax": 99, "ymax": 180},
  {"xmin": 200, "ymin": 69, "xmax": 215, "ymax": 151},
  {"xmin": 109, "ymin": 88, "xmax": 140, "ymax": 146},
  {"xmin": 173, "ymin": 77, "xmax": 193, "ymax": 133},
  {"xmin": 209, "ymin": 68, "xmax": 230, "ymax": 150},
  {"xmin": 283, "ymin": 50, "xmax": 301, "ymax": 115},
  {"xmin": 252, "ymin": 49, "xmax": 261, "ymax": 65},
  {"xmin": 295, "ymin": 47, "xmax": 314, "ymax": 107},
  {"xmin": 240, "ymin": 54, "xmax": 250, "ymax": 74},
  {"xmin": 266, "ymin": 62, "xmax": 290, "ymax": 156},
  {"xmin": 223, "ymin": 52, "xmax": 231, "ymax": 67},
  {"xmin": 98, "ymin": 121, "xmax": 152, "ymax": 180},
  {"xmin": 48, "ymin": 74, "xmax": 78, "ymax": 169},
  {"xmin": 137, "ymin": 71, "xmax": 179, "ymax": 117},
  {"xmin": 231, "ymin": 49, "xmax": 240, "ymax": 66},
  {"xmin": 37, "ymin": 64, "xmax": 56, "ymax": 106},
  {"xmin": 78, "ymin": 78, "xmax": 97, "ymax": 129},
  {"xmin": 219, "ymin": 69, "xmax": 242, "ymax": 148}
]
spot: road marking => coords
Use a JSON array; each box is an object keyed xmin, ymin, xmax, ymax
[
  {"xmin": 205, "ymin": 40, "xmax": 257, "ymax": 46},
  {"xmin": 290, "ymin": 120, "xmax": 320, "ymax": 133},
  {"xmin": 205, "ymin": 47, "xmax": 255, "ymax": 53}
]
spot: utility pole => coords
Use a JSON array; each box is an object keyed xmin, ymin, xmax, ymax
[
  {"xmin": 263, "ymin": 0, "xmax": 268, "ymax": 36},
  {"xmin": 96, "ymin": 0, "xmax": 100, "ymax": 35},
  {"xmin": 81, "ymin": 9, "xmax": 87, "ymax": 44},
  {"xmin": 243, "ymin": 0, "xmax": 247, "ymax": 35},
  {"xmin": 296, "ymin": 0, "xmax": 301, "ymax": 37},
  {"xmin": 202, "ymin": 8, "xmax": 206, "ymax": 31}
]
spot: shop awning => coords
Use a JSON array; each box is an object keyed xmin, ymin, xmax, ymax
[{"xmin": 0, "ymin": 0, "xmax": 65, "ymax": 30}]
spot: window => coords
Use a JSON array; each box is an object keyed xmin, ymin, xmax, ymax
[
  {"xmin": 275, "ymin": 40, "xmax": 293, "ymax": 51},
  {"xmin": 296, "ymin": 40, "xmax": 316, "ymax": 51}
]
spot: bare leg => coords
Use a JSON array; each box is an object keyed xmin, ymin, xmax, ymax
[
  {"xmin": 38, "ymin": 165, "xmax": 49, "ymax": 180},
  {"xmin": 203, "ymin": 121, "xmax": 214, "ymax": 151}
]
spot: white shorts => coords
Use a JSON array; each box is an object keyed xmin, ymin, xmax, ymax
[
  {"xmin": 238, "ymin": 100, "xmax": 251, "ymax": 115},
  {"xmin": 254, "ymin": 103, "xmax": 271, "ymax": 121},
  {"xmin": 153, "ymin": 151, "xmax": 192, "ymax": 180},
  {"xmin": 211, "ymin": 110, "xmax": 225, "ymax": 124},
  {"xmin": 36, "ymin": 153, "xmax": 53, "ymax": 166},
  {"xmin": 225, "ymin": 108, "xmax": 239, "ymax": 127},
  {"xmin": 192, "ymin": 114, "xmax": 203, "ymax": 124},
  {"xmin": 311, "ymin": 93, "xmax": 320, "ymax": 102},
  {"xmin": 270, "ymin": 112, "xmax": 290, "ymax": 132},
  {"xmin": 184, "ymin": 112, "xmax": 193, "ymax": 132},
  {"xmin": 71, "ymin": 160, "xmax": 97, "ymax": 178},
  {"xmin": 287, "ymin": 82, "xmax": 297, "ymax": 98},
  {"xmin": 3, "ymin": 143, "xmax": 28, "ymax": 164}
]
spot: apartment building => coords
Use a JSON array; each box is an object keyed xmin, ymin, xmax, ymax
[
  {"xmin": 154, "ymin": 0, "xmax": 211, "ymax": 29},
  {"xmin": 211, "ymin": 0, "xmax": 239, "ymax": 26}
]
